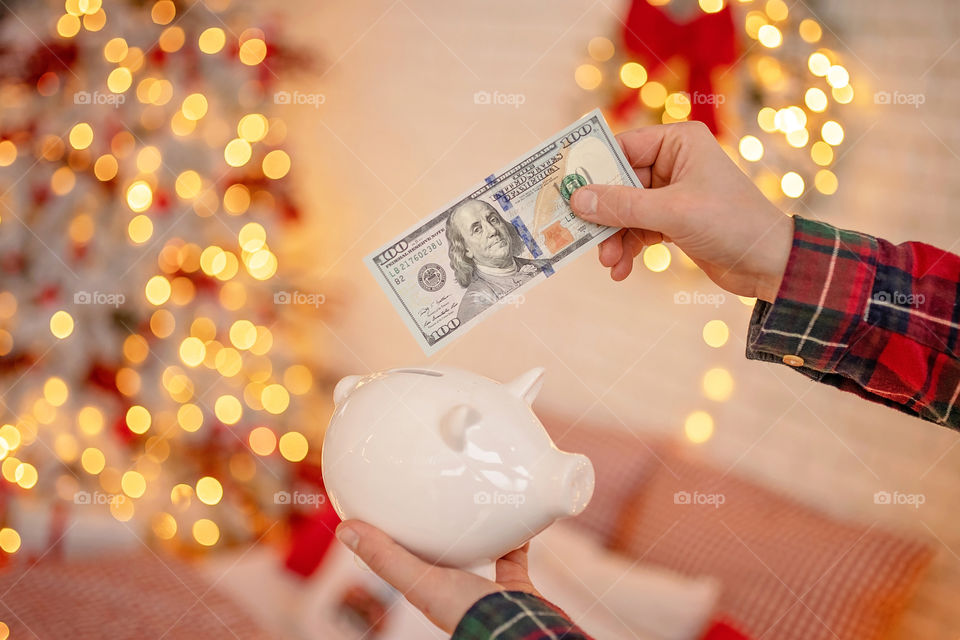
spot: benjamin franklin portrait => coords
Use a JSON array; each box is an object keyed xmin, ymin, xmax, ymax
[{"xmin": 445, "ymin": 199, "xmax": 548, "ymax": 323}]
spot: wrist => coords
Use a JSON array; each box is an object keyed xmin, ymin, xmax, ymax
[{"xmin": 755, "ymin": 213, "xmax": 794, "ymax": 303}]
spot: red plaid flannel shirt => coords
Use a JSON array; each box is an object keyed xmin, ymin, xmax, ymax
[
  {"xmin": 746, "ymin": 215, "xmax": 960, "ymax": 429},
  {"xmin": 452, "ymin": 591, "xmax": 747, "ymax": 640}
]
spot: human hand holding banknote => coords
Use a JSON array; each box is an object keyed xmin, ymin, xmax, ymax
[
  {"xmin": 570, "ymin": 121, "xmax": 794, "ymax": 303},
  {"xmin": 366, "ymin": 109, "xmax": 641, "ymax": 354},
  {"xmin": 367, "ymin": 115, "xmax": 794, "ymax": 353}
]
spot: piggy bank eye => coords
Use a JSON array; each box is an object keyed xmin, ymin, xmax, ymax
[{"xmin": 440, "ymin": 404, "xmax": 481, "ymax": 452}]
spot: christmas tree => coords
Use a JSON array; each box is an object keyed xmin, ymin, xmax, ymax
[
  {"xmin": 0, "ymin": 0, "xmax": 330, "ymax": 555},
  {"xmin": 568, "ymin": 0, "xmax": 859, "ymax": 445},
  {"xmin": 575, "ymin": 0, "xmax": 854, "ymax": 206}
]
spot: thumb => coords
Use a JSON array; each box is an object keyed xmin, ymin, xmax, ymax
[
  {"xmin": 495, "ymin": 543, "xmax": 538, "ymax": 595},
  {"xmin": 337, "ymin": 520, "xmax": 437, "ymax": 595},
  {"xmin": 570, "ymin": 184, "xmax": 679, "ymax": 235},
  {"xmin": 335, "ymin": 520, "xmax": 497, "ymax": 633}
]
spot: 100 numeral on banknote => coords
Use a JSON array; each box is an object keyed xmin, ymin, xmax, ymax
[{"xmin": 366, "ymin": 109, "xmax": 641, "ymax": 354}]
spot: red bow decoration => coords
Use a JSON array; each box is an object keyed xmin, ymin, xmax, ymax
[{"xmin": 614, "ymin": 1, "xmax": 738, "ymax": 133}]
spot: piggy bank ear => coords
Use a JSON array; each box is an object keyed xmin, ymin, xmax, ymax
[
  {"xmin": 333, "ymin": 375, "xmax": 363, "ymax": 405},
  {"xmin": 440, "ymin": 404, "xmax": 481, "ymax": 452},
  {"xmin": 505, "ymin": 367, "xmax": 546, "ymax": 405}
]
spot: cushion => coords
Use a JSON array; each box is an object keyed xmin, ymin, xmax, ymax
[
  {"xmin": 609, "ymin": 445, "xmax": 934, "ymax": 640},
  {"xmin": 529, "ymin": 521, "xmax": 721, "ymax": 640}
]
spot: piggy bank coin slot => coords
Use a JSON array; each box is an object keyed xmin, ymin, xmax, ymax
[{"xmin": 389, "ymin": 368, "xmax": 444, "ymax": 377}]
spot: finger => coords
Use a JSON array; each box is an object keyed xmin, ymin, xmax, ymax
[
  {"xmin": 495, "ymin": 544, "xmax": 539, "ymax": 596},
  {"xmin": 337, "ymin": 521, "xmax": 491, "ymax": 632},
  {"xmin": 500, "ymin": 542, "xmax": 529, "ymax": 573},
  {"xmin": 614, "ymin": 126, "xmax": 671, "ymax": 169},
  {"xmin": 639, "ymin": 229, "xmax": 664, "ymax": 248},
  {"xmin": 616, "ymin": 136, "xmax": 652, "ymax": 187},
  {"xmin": 570, "ymin": 183, "xmax": 680, "ymax": 236},
  {"xmin": 599, "ymin": 230, "xmax": 625, "ymax": 267},
  {"xmin": 631, "ymin": 166, "xmax": 652, "ymax": 188},
  {"xmin": 337, "ymin": 521, "xmax": 437, "ymax": 595},
  {"xmin": 615, "ymin": 122, "xmax": 712, "ymax": 185},
  {"xmin": 611, "ymin": 230, "xmax": 644, "ymax": 281}
]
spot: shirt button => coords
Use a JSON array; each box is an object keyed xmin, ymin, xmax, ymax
[{"xmin": 782, "ymin": 354, "xmax": 805, "ymax": 367}]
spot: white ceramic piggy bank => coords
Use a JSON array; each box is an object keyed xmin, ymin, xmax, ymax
[{"xmin": 321, "ymin": 366, "xmax": 595, "ymax": 570}]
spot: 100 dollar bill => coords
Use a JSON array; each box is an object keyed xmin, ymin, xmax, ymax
[{"xmin": 365, "ymin": 109, "xmax": 640, "ymax": 354}]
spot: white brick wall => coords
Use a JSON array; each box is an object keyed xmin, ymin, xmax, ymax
[{"xmin": 278, "ymin": 0, "xmax": 960, "ymax": 636}]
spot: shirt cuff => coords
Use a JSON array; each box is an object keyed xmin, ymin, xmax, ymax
[
  {"xmin": 746, "ymin": 215, "xmax": 879, "ymax": 375},
  {"xmin": 452, "ymin": 590, "xmax": 587, "ymax": 640}
]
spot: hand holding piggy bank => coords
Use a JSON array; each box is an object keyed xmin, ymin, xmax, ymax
[{"xmin": 321, "ymin": 366, "xmax": 595, "ymax": 571}]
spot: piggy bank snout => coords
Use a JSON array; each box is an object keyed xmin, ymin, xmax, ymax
[{"xmin": 553, "ymin": 452, "xmax": 595, "ymax": 518}]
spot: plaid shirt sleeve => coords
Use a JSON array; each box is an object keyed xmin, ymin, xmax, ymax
[
  {"xmin": 452, "ymin": 590, "xmax": 593, "ymax": 640},
  {"xmin": 746, "ymin": 215, "xmax": 960, "ymax": 429}
]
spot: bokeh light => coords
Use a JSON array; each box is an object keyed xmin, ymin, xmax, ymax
[
  {"xmin": 215, "ymin": 395, "xmax": 243, "ymax": 425},
  {"xmin": 249, "ymin": 427, "xmax": 277, "ymax": 456},
  {"xmin": 702, "ymin": 320, "xmax": 729, "ymax": 348},
  {"xmin": 279, "ymin": 431, "xmax": 308, "ymax": 462},
  {"xmin": 781, "ymin": 171, "xmax": 805, "ymax": 198},
  {"xmin": 684, "ymin": 411, "xmax": 715, "ymax": 443},
  {"xmin": 587, "ymin": 36, "xmax": 615, "ymax": 61},
  {"xmin": 642, "ymin": 243, "xmax": 671, "ymax": 272},
  {"xmin": 192, "ymin": 518, "xmax": 220, "ymax": 546},
  {"xmin": 126, "ymin": 180, "xmax": 153, "ymax": 212},
  {"xmin": 619, "ymin": 62, "xmax": 648, "ymax": 89},
  {"xmin": 574, "ymin": 64, "xmax": 602, "ymax": 90},
  {"xmin": 69, "ymin": 123, "xmax": 93, "ymax": 149},
  {"xmin": 0, "ymin": 528, "xmax": 21, "ymax": 554},
  {"xmin": 702, "ymin": 368, "xmax": 734, "ymax": 401},
  {"xmin": 239, "ymin": 38, "xmax": 267, "ymax": 65},
  {"xmin": 739, "ymin": 135, "xmax": 764, "ymax": 162},
  {"xmin": 196, "ymin": 476, "xmax": 223, "ymax": 505},
  {"xmin": 199, "ymin": 27, "xmax": 226, "ymax": 54},
  {"xmin": 50, "ymin": 310, "xmax": 74, "ymax": 338},
  {"xmin": 758, "ymin": 24, "xmax": 783, "ymax": 48},
  {"xmin": 821, "ymin": 120, "xmax": 844, "ymax": 145}
]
